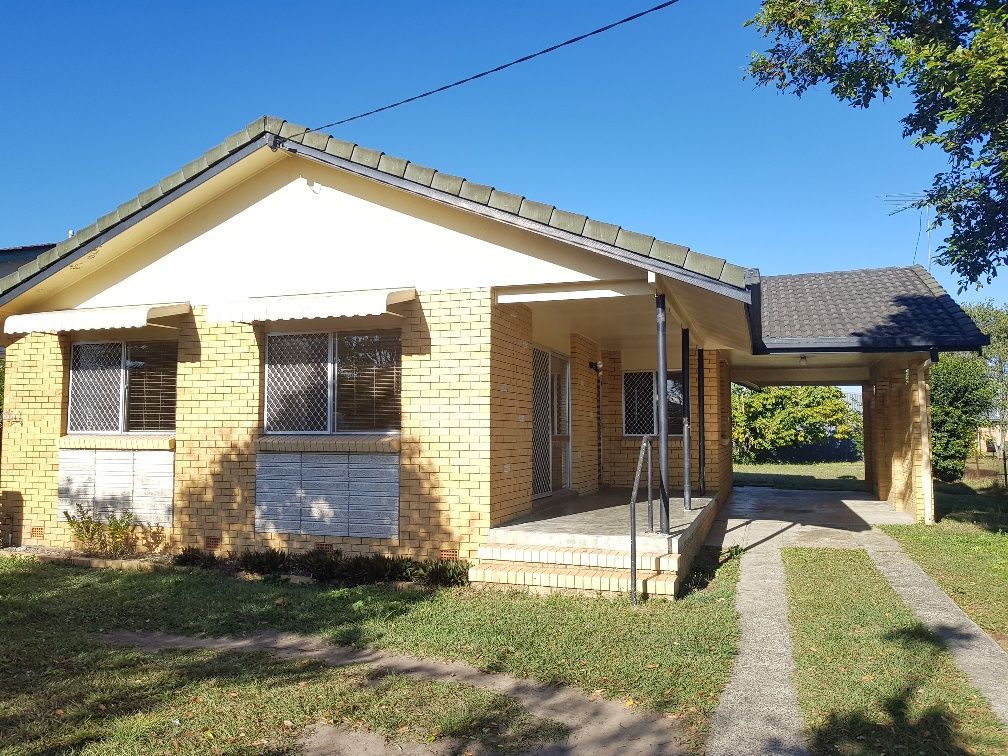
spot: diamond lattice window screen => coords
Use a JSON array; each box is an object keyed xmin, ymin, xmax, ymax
[
  {"xmin": 266, "ymin": 333, "xmax": 330, "ymax": 433},
  {"xmin": 623, "ymin": 371, "xmax": 656, "ymax": 436},
  {"xmin": 125, "ymin": 342, "xmax": 178, "ymax": 432},
  {"xmin": 68, "ymin": 343, "xmax": 123, "ymax": 433},
  {"xmin": 336, "ymin": 331, "xmax": 401, "ymax": 432}
]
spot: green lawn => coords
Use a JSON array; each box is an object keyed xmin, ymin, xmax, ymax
[
  {"xmin": 782, "ymin": 548, "xmax": 1008, "ymax": 756},
  {"xmin": 0, "ymin": 550, "xmax": 740, "ymax": 753},
  {"xmin": 733, "ymin": 461, "xmax": 865, "ymax": 491}
]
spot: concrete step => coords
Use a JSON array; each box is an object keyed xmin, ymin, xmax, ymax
[
  {"xmin": 477, "ymin": 543, "xmax": 681, "ymax": 572},
  {"xmin": 468, "ymin": 560, "xmax": 679, "ymax": 597}
]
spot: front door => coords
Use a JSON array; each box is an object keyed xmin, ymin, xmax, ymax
[{"xmin": 532, "ymin": 347, "xmax": 570, "ymax": 498}]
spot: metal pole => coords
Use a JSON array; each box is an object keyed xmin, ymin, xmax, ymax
[
  {"xmin": 629, "ymin": 490, "xmax": 638, "ymax": 605},
  {"xmin": 697, "ymin": 347, "xmax": 706, "ymax": 496},
  {"xmin": 656, "ymin": 294, "xmax": 670, "ymax": 532},
  {"xmin": 647, "ymin": 439, "xmax": 654, "ymax": 531},
  {"xmin": 682, "ymin": 328, "xmax": 692, "ymax": 512}
]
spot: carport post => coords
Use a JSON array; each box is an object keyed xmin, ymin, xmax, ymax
[
  {"xmin": 682, "ymin": 329, "xmax": 692, "ymax": 511},
  {"xmin": 656, "ymin": 293, "xmax": 670, "ymax": 532}
]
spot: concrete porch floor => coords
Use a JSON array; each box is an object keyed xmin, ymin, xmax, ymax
[{"xmin": 489, "ymin": 487, "xmax": 718, "ymax": 551}]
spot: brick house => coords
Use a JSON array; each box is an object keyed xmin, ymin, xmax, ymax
[{"xmin": 0, "ymin": 117, "xmax": 987, "ymax": 594}]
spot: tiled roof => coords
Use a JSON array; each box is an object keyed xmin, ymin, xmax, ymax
[
  {"xmin": 0, "ymin": 116, "xmax": 747, "ymax": 298},
  {"xmin": 0, "ymin": 243, "xmax": 55, "ymax": 279},
  {"xmin": 759, "ymin": 265, "xmax": 988, "ymax": 351}
]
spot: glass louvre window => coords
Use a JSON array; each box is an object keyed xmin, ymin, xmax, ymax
[
  {"xmin": 265, "ymin": 333, "xmax": 331, "ymax": 433},
  {"xmin": 622, "ymin": 371, "xmax": 685, "ymax": 436},
  {"xmin": 68, "ymin": 341, "xmax": 178, "ymax": 433},
  {"xmin": 265, "ymin": 330, "xmax": 401, "ymax": 434},
  {"xmin": 336, "ymin": 331, "xmax": 401, "ymax": 432}
]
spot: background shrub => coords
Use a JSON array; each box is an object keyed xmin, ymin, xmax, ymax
[
  {"xmin": 173, "ymin": 546, "xmax": 219, "ymax": 569},
  {"xmin": 236, "ymin": 547, "xmax": 289, "ymax": 575}
]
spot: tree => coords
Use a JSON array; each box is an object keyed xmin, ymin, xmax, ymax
[
  {"xmin": 732, "ymin": 384, "xmax": 861, "ymax": 463},
  {"xmin": 748, "ymin": 2, "xmax": 1008, "ymax": 289},
  {"xmin": 930, "ymin": 353, "xmax": 995, "ymax": 481},
  {"xmin": 963, "ymin": 301, "xmax": 1008, "ymax": 449}
]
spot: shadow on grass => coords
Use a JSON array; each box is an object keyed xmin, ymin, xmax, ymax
[
  {"xmin": 935, "ymin": 482, "xmax": 1008, "ymax": 533},
  {"xmin": 807, "ymin": 625, "xmax": 982, "ymax": 756}
]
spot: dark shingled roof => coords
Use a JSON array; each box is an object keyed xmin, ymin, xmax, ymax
[
  {"xmin": 0, "ymin": 116, "xmax": 748, "ymax": 300},
  {"xmin": 758, "ymin": 265, "xmax": 989, "ymax": 352},
  {"xmin": 0, "ymin": 243, "xmax": 56, "ymax": 279}
]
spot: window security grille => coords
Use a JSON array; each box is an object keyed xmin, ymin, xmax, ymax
[
  {"xmin": 265, "ymin": 333, "xmax": 330, "ymax": 433},
  {"xmin": 68, "ymin": 343, "xmax": 123, "ymax": 433},
  {"xmin": 265, "ymin": 330, "xmax": 401, "ymax": 434},
  {"xmin": 623, "ymin": 371, "xmax": 685, "ymax": 436},
  {"xmin": 68, "ymin": 341, "xmax": 178, "ymax": 434}
]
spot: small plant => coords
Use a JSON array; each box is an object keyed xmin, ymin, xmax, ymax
[
  {"xmin": 63, "ymin": 503, "xmax": 104, "ymax": 555},
  {"xmin": 290, "ymin": 548, "xmax": 343, "ymax": 581},
  {"xmin": 414, "ymin": 558, "xmax": 470, "ymax": 587},
  {"xmin": 173, "ymin": 546, "xmax": 219, "ymax": 569},
  {"xmin": 104, "ymin": 510, "xmax": 136, "ymax": 559},
  {"xmin": 237, "ymin": 547, "xmax": 289, "ymax": 575}
]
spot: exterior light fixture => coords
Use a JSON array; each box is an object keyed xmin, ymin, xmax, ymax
[{"xmin": 799, "ymin": 355, "xmax": 808, "ymax": 366}]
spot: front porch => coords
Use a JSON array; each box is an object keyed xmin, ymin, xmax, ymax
[{"xmin": 471, "ymin": 487, "xmax": 727, "ymax": 597}]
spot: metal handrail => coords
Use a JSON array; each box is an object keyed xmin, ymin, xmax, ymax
[{"xmin": 628, "ymin": 435, "xmax": 655, "ymax": 605}]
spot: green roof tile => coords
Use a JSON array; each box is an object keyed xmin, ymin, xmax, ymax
[
  {"xmin": 323, "ymin": 137, "xmax": 354, "ymax": 160},
  {"xmin": 460, "ymin": 180, "xmax": 493, "ymax": 204},
  {"xmin": 615, "ymin": 229, "xmax": 655, "ymax": 256},
  {"xmin": 403, "ymin": 162, "xmax": 436, "ymax": 187},
  {"xmin": 518, "ymin": 199, "xmax": 554, "ymax": 224},
  {"xmin": 720, "ymin": 263, "xmax": 747, "ymax": 288},
  {"xmin": 684, "ymin": 250, "xmax": 726, "ymax": 280},
  {"xmin": 649, "ymin": 240, "xmax": 689, "ymax": 266},
  {"xmin": 582, "ymin": 219, "xmax": 620, "ymax": 245},
  {"xmin": 377, "ymin": 154, "xmax": 409, "ymax": 178},
  {"xmin": 549, "ymin": 209, "xmax": 587, "ymax": 235},
  {"xmin": 301, "ymin": 131, "xmax": 329, "ymax": 151},
  {"xmin": 431, "ymin": 172, "xmax": 464, "ymax": 196},
  {"xmin": 0, "ymin": 113, "xmax": 748, "ymax": 302},
  {"xmin": 350, "ymin": 145, "xmax": 382, "ymax": 169},
  {"xmin": 488, "ymin": 189, "xmax": 522, "ymax": 214}
]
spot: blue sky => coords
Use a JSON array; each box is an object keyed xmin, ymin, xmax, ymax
[{"xmin": 2, "ymin": 0, "xmax": 1002, "ymax": 305}]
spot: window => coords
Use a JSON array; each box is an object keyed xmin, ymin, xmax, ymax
[
  {"xmin": 68, "ymin": 341, "xmax": 178, "ymax": 433},
  {"xmin": 265, "ymin": 330, "xmax": 401, "ymax": 434},
  {"xmin": 622, "ymin": 370, "xmax": 685, "ymax": 436}
]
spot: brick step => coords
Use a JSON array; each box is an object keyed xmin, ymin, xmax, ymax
[
  {"xmin": 468, "ymin": 560, "xmax": 679, "ymax": 597},
  {"xmin": 477, "ymin": 543, "xmax": 680, "ymax": 572}
]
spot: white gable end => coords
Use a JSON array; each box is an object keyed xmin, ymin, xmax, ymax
[{"xmin": 57, "ymin": 156, "xmax": 637, "ymax": 310}]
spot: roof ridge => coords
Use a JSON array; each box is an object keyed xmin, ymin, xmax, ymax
[
  {"xmin": 764, "ymin": 264, "xmax": 923, "ymax": 280},
  {"xmin": 0, "ymin": 114, "xmax": 748, "ymax": 298}
]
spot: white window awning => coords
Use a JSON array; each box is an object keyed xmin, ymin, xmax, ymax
[
  {"xmin": 3, "ymin": 302, "xmax": 192, "ymax": 335},
  {"xmin": 205, "ymin": 287, "xmax": 417, "ymax": 324}
]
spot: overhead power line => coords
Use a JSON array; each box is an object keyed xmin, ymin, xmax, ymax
[{"xmin": 291, "ymin": 0, "xmax": 683, "ymax": 139}]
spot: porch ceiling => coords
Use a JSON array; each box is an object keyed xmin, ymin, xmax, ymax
[{"xmin": 730, "ymin": 350, "xmax": 928, "ymax": 387}]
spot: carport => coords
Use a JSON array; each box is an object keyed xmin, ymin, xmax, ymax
[{"xmin": 733, "ymin": 265, "xmax": 989, "ymax": 523}]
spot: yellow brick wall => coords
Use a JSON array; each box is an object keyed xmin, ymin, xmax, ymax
[
  {"xmin": 569, "ymin": 333, "xmax": 600, "ymax": 495},
  {"xmin": 600, "ymin": 347, "xmax": 728, "ymax": 493},
  {"xmin": 869, "ymin": 363, "xmax": 931, "ymax": 520},
  {"xmin": 0, "ymin": 332, "xmax": 69, "ymax": 547},
  {"xmin": 489, "ymin": 302, "xmax": 533, "ymax": 527}
]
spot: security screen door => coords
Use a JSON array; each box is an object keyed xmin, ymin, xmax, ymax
[{"xmin": 531, "ymin": 347, "xmax": 571, "ymax": 498}]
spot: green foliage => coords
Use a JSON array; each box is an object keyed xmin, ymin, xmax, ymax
[
  {"xmin": 931, "ymin": 354, "xmax": 996, "ymax": 482},
  {"xmin": 62, "ymin": 502, "xmax": 105, "ymax": 555},
  {"xmin": 731, "ymin": 385, "xmax": 861, "ymax": 464},
  {"xmin": 62, "ymin": 503, "xmax": 136, "ymax": 558},
  {"xmin": 172, "ymin": 546, "xmax": 219, "ymax": 569},
  {"xmin": 748, "ymin": 2, "xmax": 1008, "ymax": 289},
  {"xmin": 963, "ymin": 301, "xmax": 1008, "ymax": 440},
  {"xmin": 236, "ymin": 547, "xmax": 471, "ymax": 588}
]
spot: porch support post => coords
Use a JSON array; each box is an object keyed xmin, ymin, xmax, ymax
[
  {"xmin": 682, "ymin": 328, "xmax": 692, "ymax": 511},
  {"xmin": 697, "ymin": 347, "xmax": 706, "ymax": 496},
  {"xmin": 656, "ymin": 293, "xmax": 670, "ymax": 532}
]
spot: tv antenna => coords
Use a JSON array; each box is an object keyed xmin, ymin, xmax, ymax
[{"xmin": 882, "ymin": 192, "xmax": 932, "ymax": 269}]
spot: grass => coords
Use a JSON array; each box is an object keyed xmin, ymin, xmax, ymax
[
  {"xmin": 782, "ymin": 547, "xmax": 1008, "ymax": 756},
  {"xmin": 0, "ymin": 549, "xmax": 741, "ymax": 752},
  {"xmin": 733, "ymin": 461, "xmax": 865, "ymax": 491}
]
